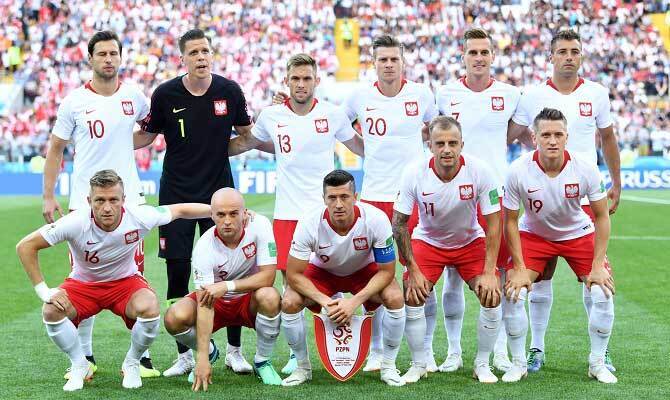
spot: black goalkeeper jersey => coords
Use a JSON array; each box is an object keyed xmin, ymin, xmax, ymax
[{"xmin": 141, "ymin": 74, "xmax": 251, "ymax": 203}]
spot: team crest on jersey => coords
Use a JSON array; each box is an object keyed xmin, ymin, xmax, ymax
[
  {"xmin": 353, "ymin": 237, "xmax": 369, "ymax": 251},
  {"xmin": 122, "ymin": 101, "xmax": 134, "ymax": 115},
  {"xmin": 404, "ymin": 101, "xmax": 419, "ymax": 116},
  {"xmin": 459, "ymin": 184, "xmax": 474, "ymax": 200},
  {"xmin": 565, "ymin": 183, "xmax": 580, "ymax": 198},
  {"xmin": 579, "ymin": 102, "xmax": 592, "ymax": 117},
  {"xmin": 125, "ymin": 230, "xmax": 139, "ymax": 245},
  {"xmin": 315, "ymin": 119, "xmax": 329, "ymax": 133},
  {"xmin": 491, "ymin": 96, "xmax": 505, "ymax": 111},
  {"xmin": 213, "ymin": 99, "xmax": 228, "ymax": 116},
  {"xmin": 242, "ymin": 242, "xmax": 257, "ymax": 259}
]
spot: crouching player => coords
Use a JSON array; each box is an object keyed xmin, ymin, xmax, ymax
[
  {"xmin": 503, "ymin": 108, "xmax": 616, "ymax": 383},
  {"xmin": 280, "ymin": 170, "xmax": 407, "ymax": 387},
  {"xmin": 16, "ymin": 169, "xmax": 212, "ymax": 391},
  {"xmin": 393, "ymin": 116, "xmax": 505, "ymax": 384},
  {"xmin": 163, "ymin": 188, "xmax": 282, "ymax": 391}
]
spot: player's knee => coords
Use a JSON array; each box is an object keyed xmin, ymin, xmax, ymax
[
  {"xmin": 164, "ymin": 302, "xmax": 192, "ymax": 333},
  {"xmin": 255, "ymin": 287, "xmax": 281, "ymax": 316},
  {"xmin": 42, "ymin": 303, "xmax": 66, "ymax": 323},
  {"xmin": 529, "ymin": 279, "xmax": 553, "ymax": 302},
  {"xmin": 382, "ymin": 286, "xmax": 404, "ymax": 309},
  {"xmin": 443, "ymin": 291, "xmax": 465, "ymax": 317},
  {"xmin": 135, "ymin": 295, "xmax": 160, "ymax": 319},
  {"xmin": 281, "ymin": 291, "xmax": 304, "ymax": 314}
]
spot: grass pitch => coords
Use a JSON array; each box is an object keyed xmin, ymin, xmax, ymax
[{"xmin": 2, "ymin": 191, "xmax": 669, "ymax": 399}]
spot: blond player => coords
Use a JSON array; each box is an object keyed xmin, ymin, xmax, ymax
[
  {"xmin": 508, "ymin": 29, "xmax": 620, "ymax": 372},
  {"xmin": 393, "ymin": 116, "xmax": 505, "ymax": 384},
  {"xmin": 16, "ymin": 170, "xmax": 212, "ymax": 391},
  {"xmin": 503, "ymin": 108, "xmax": 616, "ymax": 384},
  {"xmin": 41, "ymin": 30, "xmax": 159, "ymax": 378}
]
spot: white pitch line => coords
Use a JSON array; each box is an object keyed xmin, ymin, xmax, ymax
[
  {"xmin": 621, "ymin": 195, "xmax": 670, "ymax": 205},
  {"xmin": 611, "ymin": 235, "xmax": 670, "ymax": 241}
]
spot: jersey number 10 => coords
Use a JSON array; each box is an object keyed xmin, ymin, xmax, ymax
[{"xmin": 87, "ymin": 120, "xmax": 105, "ymax": 139}]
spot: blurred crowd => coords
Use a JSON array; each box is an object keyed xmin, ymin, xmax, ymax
[{"xmin": 0, "ymin": 0, "xmax": 669, "ymax": 167}]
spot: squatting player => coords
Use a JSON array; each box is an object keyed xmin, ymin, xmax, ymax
[{"xmin": 16, "ymin": 170, "xmax": 212, "ymax": 391}]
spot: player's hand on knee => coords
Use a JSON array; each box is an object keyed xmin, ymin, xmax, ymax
[
  {"xmin": 192, "ymin": 361, "xmax": 212, "ymax": 392},
  {"xmin": 477, "ymin": 273, "xmax": 501, "ymax": 308},
  {"xmin": 406, "ymin": 269, "xmax": 429, "ymax": 304},
  {"xmin": 586, "ymin": 267, "xmax": 615, "ymax": 297},
  {"xmin": 48, "ymin": 289, "xmax": 71, "ymax": 312},
  {"xmin": 42, "ymin": 198, "xmax": 63, "ymax": 223},
  {"xmin": 272, "ymin": 91, "xmax": 289, "ymax": 105},
  {"xmin": 504, "ymin": 268, "xmax": 532, "ymax": 303}
]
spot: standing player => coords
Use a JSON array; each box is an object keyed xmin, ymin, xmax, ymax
[
  {"xmin": 280, "ymin": 170, "xmax": 407, "ymax": 387},
  {"xmin": 508, "ymin": 29, "xmax": 621, "ymax": 372},
  {"xmin": 343, "ymin": 34, "xmax": 437, "ymax": 371},
  {"xmin": 164, "ymin": 188, "xmax": 282, "ymax": 390},
  {"xmin": 434, "ymin": 27, "xmax": 527, "ymax": 374},
  {"xmin": 236, "ymin": 53, "xmax": 363, "ymax": 374},
  {"xmin": 503, "ymin": 108, "xmax": 616, "ymax": 383},
  {"xmin": 137, "ymin": 29, "xmax": 255, "ymax": 377},
  {"xmin": 393, "ymin": 116, "xmax": 504, "ymax": 383},
  {"xmin": 42, "ymin": 30, "xmax": 159, "ymax": 378},
  {"xmin": 16, "ymin": 170, "xmax": 212, "ymax": 391}
]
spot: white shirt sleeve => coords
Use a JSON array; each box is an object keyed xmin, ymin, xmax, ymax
[
  {"xmin": 511, "ymin": 90, "xmax": 531, "ymax": 127},
  {"xmin": 254, "ymin": 216, "xmax": 277, "ymax": 266},
  {"xmin": 38, "ymin": 212, "xmax": 84, "ymax": 246},
  {"xmin": 585, "ymin": 163, "xmax": 608, "ymax": 202},
  {"xmin": 136, "ymin": 91, "xmax": 150, "ymax": 122},
  {"xmin": 422, "ymin": 87, "xmax": 438, "ymax": 123},
  {"xmin": 192, "ymin": 238, "xmax": 215, "ymax": 289},
  {"xmin": 51, "ymin": 96, "xmax": 75, "ymax": 141},
  {"xmin": 342, "ymin": 93, "xmax": 359, "ymax": 122},
  {"xmin": 288, "ymin": 218, "xmax": 314, "ymax": 261},
  {"xmin": 369, "ymin": 209, "xmax": 394, "ymax": 249},
  {"xmin": 135, "ymin": 205, "xmax": 173, "ymax": 230},
  {"xmin": 393, "ymin": 164, "xmax": 418, "ymax": 215},
  {"xmin": 595, "ymin": 87, "xmax": 613, "ymax": 129},
  {"xmin": 477, "ymin": 162, "xmax": 502, "ymax": 215},
  {"xmin": 250, "ymin": 109, "xmax": 271, "ymax": 142},
  {"xmin": 333, "ymin": 108, "xmax": 356, "ymax": 142},
  {"xmin": 503, "ymin": 164, "xmax": 521, "ymax": 211}
]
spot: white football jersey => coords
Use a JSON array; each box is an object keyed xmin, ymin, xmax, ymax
[
  {"xmin": 395, "ymin": 154, "xmax": 501, "ymax": 249},
  {"xmin": 290, "ymin": 203, "xmax": 394, "ymax": 277},
  {"xmin": 504, "ymin": 150, "xmax": 607, "ymax": 241},
  {"xmin": 344, "ymin": 80, "xmax": 438, "ymax": 202},
  {"xmin": 251, "ymin": 99, "xmax": 356, "ymax": 220},
  {"xmin": 512, "ymin": 78, "xmax": 613, "ymax": 165},
  {"xmin": 436, "ymin": 78, "xmax": 521, "ymax": 189},
  {"xmin": 39, "ymin": 205, "xmax": 172, "ymax": 282},
  {"xmin": 192, "ymin": 214, "xmax": 276, "ymax": 299},
  {"xmin": 52, "ymin": 82, "xmax": 150, "ymax": 210}
]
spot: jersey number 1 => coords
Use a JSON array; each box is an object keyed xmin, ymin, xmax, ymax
[{"xmin": 178, "ymin": 118, "xmax": 185, "ymax": 137}]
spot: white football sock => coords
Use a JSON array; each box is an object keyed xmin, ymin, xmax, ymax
[
  {"xmin": 405, "ymin": 305, "xmax": 427, "ymax": 366},
  {"xmin": 126, "ymin": 316, "xmax": 160, "ymax": 362},
  {"xmin": 475, "ymin": 305, "xmax": 502, "ymax": 364},
  {"xmin": 424, "ymin": 290, "xmax": 437, "ymax": 355},
  {"xmin": 45, "ymin": 317, "xmax": 88, "ymax": 366},
  {"xmin": 503, "ymin": 289, "xmax": 528, "ymax": 363},
  {"xmin": 366, "ymin": 304, "xmax": 384, "ymax": 355},
  {"xmin": 77, "ymin": 316, "xmax": 95, "ymax": 357},
  {"xmin": 173, "ymin": 327, "xmax": 214, "ymax": 354},
  {"xmin": 254, "ymin": 313, "xmax": 280, "ymax": 363},
  {"xmin": 382, "ymin": 307, "xmax": 406, "ymax": 363},
  {"xmin": 588, "ymin": 286, "xmax": 614, "ymax": 361},
  {"xmin": 281, "ymin": 311, "xmax": 309, "ymax": 366},
  {"xmin": 442, "ymin": 268, "xmax": 465, "ymax": 355},
  {"xmin": 529, "ymin": 279, "xmax": 553, "ymax": 351},
  {"xmin": 582, "ymin": 283, "xmax": 593, "ymax": 318}
]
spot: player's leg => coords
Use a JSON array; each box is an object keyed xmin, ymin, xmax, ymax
[
  {"xmin": 527, "ymin": 257, "xmax": 556, "ymax": 371},
  {"xmin": 374, "ymin": 279, "xmax": 406, "ymax": 387},
  {"xmin": 160, "ymin": 217, "xmax": 197, "ymax": 377},
  {"xmin": 423, "ymin": 288, "xmax": 438, "ymax": 372},
  {"xmin": 273, "ymin": 219, "xmax": 301, "ymax": 374},
  {"xmin": 250, "ymin": 287, "xmax": 282, "ymax": 385},
  {"xmin": 121, "ymin": 285, "xmax": 160, "ymax": 389},
  {"xmin": 363, "ymin": 303, "xmax": 385, "ymax": 372},
  {"xmin": 43, "ymin": 288, "xmax": 94, "ymax": 392},
  {"xmin": 402, "ymin": 283, "xmax": 430, "ymax": 384},
  {"xmin": 493, "ymin": 268, "xmax": 512, "ymax": 373},
  {"xmin": 280, "ymin": 287, "xmax": 314, "ymax": 386},
  {"xmin": 439, "ymin": 267, "xmax": 465, "ymax": 372}
]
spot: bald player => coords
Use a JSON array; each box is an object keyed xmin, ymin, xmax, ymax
[{"xmin": 164, "ymin": 188, "xmax": 282, "ymax": 391}]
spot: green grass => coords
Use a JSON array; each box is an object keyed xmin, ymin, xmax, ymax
[{"xmin": 2, "ymin": 191, "xmax": 669, "ymax": 399}]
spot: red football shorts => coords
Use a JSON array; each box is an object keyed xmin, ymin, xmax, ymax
[
  {"xmin": 477, "ymin": 199, "xmax": 508, "ymax": 268},
  {"xmin": 304, "ymin": 263, "xmax": 382, "ymax": 313},
  {"xmin": 186, "ymin": 292, "xmax": 256, "ymax": 331},
  {"xmin": 406, "ymin": 238, "xmax": 492, "ymax": 284},
  {"xmin": 60, "ymin": 274, "xmax": 153, "ymax": 329},
  {"xmin": 273, "ymin": 219, "xmax": 299, "ymax": 272},
  {"xmin": 513, "ymin": 231, "xmax": 612, "ymax": 281}
]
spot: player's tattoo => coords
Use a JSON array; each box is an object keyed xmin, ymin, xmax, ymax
[{"xmin": 392, "ymin": 210, "xmax": 413, "ymax": 265}]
